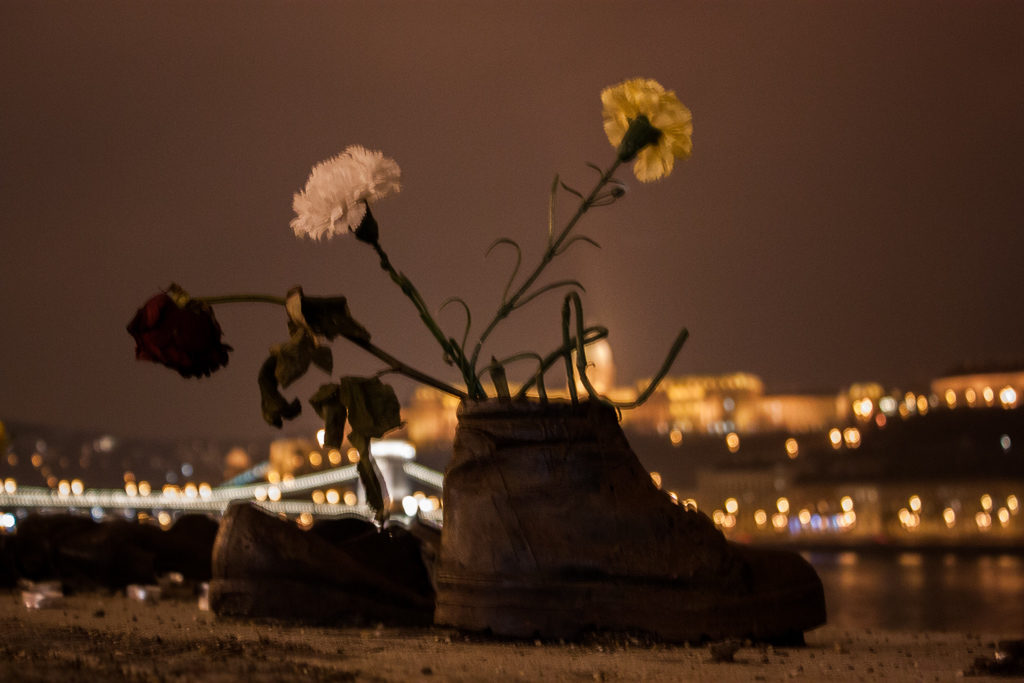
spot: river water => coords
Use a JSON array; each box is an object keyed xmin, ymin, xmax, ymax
[{"xmin": 806, "ymin": 550, "xmax": 1024, "ymax": 633}]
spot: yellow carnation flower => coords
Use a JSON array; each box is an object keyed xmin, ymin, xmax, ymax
[{"xmin": 601, "ymin": 78, "xmax": 693, "ymax": 182}]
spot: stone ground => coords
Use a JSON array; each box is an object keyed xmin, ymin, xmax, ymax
[{"xmin": 0, "ymin": 589, "xmax": 1018, "ymax": 682}]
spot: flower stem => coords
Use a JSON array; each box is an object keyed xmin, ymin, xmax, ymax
[
  {"xmin": 348, "ymin": 336, "xmax": 468, "ymax": 399},
  {"xmin": 467, "ymin": 157, "xmax": 623, "ymax": 392},
  {"xmin": 369, "ymin": 241, "xmax": 484, "ymax": 397},
  {"xmin": 202, "ymin": 291, "xmax": 465, "ymax": 397},
  {"xmin": 199, "ymin": 294, "xmax": 287, "ymax": 306}
]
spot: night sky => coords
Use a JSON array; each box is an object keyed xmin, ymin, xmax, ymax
[{"xmin": 2, "ymin": 1, "xmax": 1023, "ymax": 439}]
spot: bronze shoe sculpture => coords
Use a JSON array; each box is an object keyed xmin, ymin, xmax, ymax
[
  {"xmin": 209, "ymin": 502, "xmax": 435, "ymax": 625},
  {"xmin": 434, "ymin": 399, "xmax": 826, "ymax": 642}
]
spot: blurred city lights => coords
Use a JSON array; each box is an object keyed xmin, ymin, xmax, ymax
[
  {"xmin": 402, "ymin": 496, "xmax": 419, "ymax": 516},
  {"xmin": 853, "ymin": 397, "xmax": 874, "ymax": 418},
  {"xmin": 1000, "ymin": 386, "xmax": 1017, "ymax": 407},
  {"xmin": 917, "ymin": 395, "xmax": 929, "ymax": 415},
  {"xmin": 725, "ymin": 432, "xmax": 740, "ymax": 453},
  {"xmin": 976, "ymin": 511, "xmax": 992, "ymax": 530},
  {"xmin": 879, "ymin": 396, "xmax": 897, "ymax": 415}
]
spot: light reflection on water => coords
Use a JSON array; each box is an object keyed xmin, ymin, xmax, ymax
[{"xmin": 806, "ymin": 551, "xmax": 1024, "ymax": 632}]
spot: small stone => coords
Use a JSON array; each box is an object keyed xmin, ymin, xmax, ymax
[{"xmin": 709, "ymin": 640, "xmax": 741, "ymax": 663}]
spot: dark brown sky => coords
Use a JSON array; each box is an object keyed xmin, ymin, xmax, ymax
[{"xmin": 2, "ymin": 1, "xmax": 1023, "ymax": 438}]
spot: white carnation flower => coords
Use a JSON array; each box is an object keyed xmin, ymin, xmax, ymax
[{"xmin": 290, "ymin": 145, "xmax": 401, "ymax": 240}]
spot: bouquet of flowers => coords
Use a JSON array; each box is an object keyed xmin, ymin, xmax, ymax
[{"xmin": 128, "ymin": 78, "xmax": 694, "ymax": 520}]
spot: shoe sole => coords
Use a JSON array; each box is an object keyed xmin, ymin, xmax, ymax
[
  {"xmin": 434, "ymin": 571, "xmax": 826, "ymax": 643},
  {"xmin": 209, "ymin": 577, "xmax": 433, "ymax": 626}
]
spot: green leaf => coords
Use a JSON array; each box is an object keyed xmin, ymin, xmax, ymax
[
  {"xmin": 300, "ymin": 295, "xmax": 371, "ymax": 342},
  {"xmin": 560, "ymin": 181, "xmax": 584, "ymax": 199},
  {"xmin": 257, "ymin": 356, "xmax": 301, "ymax": 428},
  {"xmin": 349, "ymin": 431, "xmax": 389, "ymax": 523},
  {"xmin": 309, "ymin": 383, "xmax": 347, "ymax": 450},
  {"xmin": 338, "ymin": 376, "xmax": 403, "ymax": 439}
]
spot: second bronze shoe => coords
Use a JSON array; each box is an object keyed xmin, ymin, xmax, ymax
[{"xmin": 210, "ymin": 502, "xmax": 435, "ymax": 625}]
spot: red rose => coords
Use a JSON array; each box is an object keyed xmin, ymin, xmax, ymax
[{"xmin": 127, "ymin": 290, "xmax": 232, "ymax": 378}]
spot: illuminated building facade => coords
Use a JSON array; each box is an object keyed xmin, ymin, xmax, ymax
[{"xmin": 403, "ymin": 371, "xmax": 843, "ymax": 446}]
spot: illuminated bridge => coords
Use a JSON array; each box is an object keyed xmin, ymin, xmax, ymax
[{"xmin": 0, "ymin": 442, "xmax": 445, "ymax": 529}]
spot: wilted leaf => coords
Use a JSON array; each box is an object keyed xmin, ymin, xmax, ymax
[
  {"xmin": 338, "ymin": 376, "xmax": 402, "ymax": 439},
  {"xmin": 257, "ymin": 356, "xmax": 301, "ymax": 428},
  {"xmin": 300, "ymin": 295, "xmax": 371, "ymax": 343},
  {"xmin": 309, "ymin": 383, "xmax": 347, "ymax": 450},
  {"xmin": 349, "ymin": 431, "xmax": 389, "ymax": 522},
  {"xmin": 311, "ymin": 345, "xmax": 333, "ymax": 374},
  {"xmin": 271, "ymin": 326, "xmax": 318, "ymax": 388}
]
